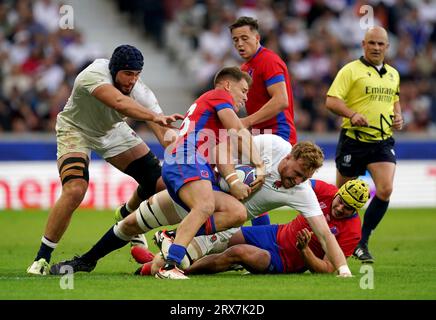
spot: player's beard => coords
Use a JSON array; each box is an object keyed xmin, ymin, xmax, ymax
[
  {"xmin": 122, "ymin": 88, "xmax": 132, "ymax": 95},
  {"xmin": 115, "ymin": 82, "xmax": 133, "ymax": 95},
  {"xmin": 120, "ymin": 86, "xmax": 133, "ymax": 95}
]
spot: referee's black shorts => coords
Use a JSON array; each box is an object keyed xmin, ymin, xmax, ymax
[{"xmin": 335, "ymin": 129, "xmax": 397, "ymax": 177}]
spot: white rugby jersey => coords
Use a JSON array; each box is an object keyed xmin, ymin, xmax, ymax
[
  {"xmin": 57, "ymin": 59, "xmax": 162, "ymax": 136},
  {"xmin": 243, "ymin": 134, "xmax": 323, "ymax": 219}
]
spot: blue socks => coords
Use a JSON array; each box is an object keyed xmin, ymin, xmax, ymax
[{"xmin": 167, "ymin": 244, "xmax": 187, "ymax": 265}]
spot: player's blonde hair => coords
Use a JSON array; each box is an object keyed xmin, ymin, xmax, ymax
[{"xmin": 290, "ymin": 141, "xmax": 324, "ymax": 172}]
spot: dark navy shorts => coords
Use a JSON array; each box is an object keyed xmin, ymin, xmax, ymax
[{"xmin": 335, "ymin": 129, "xmax": 397, "ymax": 177}]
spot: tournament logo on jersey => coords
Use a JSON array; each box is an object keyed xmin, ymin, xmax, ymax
[
  {"xmin": 330, "ymin": 226, "xmax": 338, "ymax": 235},
  {"xmin": 272, "ymin": 180, "xmax": 282, "ymax": 190},
  {"xmin": 200, "ymin": 170, "xmax": 209, "ymax": 178},
  {"xmin": 388, "ymin": 72, "xmax": 394, "ymax": 82},
  {"xmin": 209, "ymin": 234, "xmax": 217, "ymax": 243},
  {"xmin": 247, "ymin": 68, "xmax": 254, "ymax": 77}
]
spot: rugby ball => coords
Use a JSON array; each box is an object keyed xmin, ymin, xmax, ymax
[{"xmin": 218, "ymin": 165, "xmax": 256, "ymax": 192}]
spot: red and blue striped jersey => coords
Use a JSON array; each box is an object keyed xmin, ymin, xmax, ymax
[
  {"xmin": 241, "ymin": 46, "xmax": 297, "ymax": 145},
  {"xmin": 276, "ymin": 179, "xmax": 361, "ymax": 273},
  {"xmin": 172, "ymin": 89, "xmax": 235, "ymax": 162}
]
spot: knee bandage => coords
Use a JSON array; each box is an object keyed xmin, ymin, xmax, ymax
[
  {"xmin": 59, "ymin": 157, "xmax": 89, "ymax": 185},
  {"xmin": 124, "ymin": 152, "xmax": 162, "ymax": 201},
  {"xmin": 135, "ymin": 199, "xmax": 169, "ymax": 232}
]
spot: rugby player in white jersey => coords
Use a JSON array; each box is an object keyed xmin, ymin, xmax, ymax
[
  {"xmin": 27, "ymin": 45, "xmax": 183, "ymax": 275},
  {"xmin": 49, "ymin": 134, "xmax": 353, "ymax": 278}
]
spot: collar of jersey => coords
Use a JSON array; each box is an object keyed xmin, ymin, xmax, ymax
[
  {"xmin": 359, "ymin": 56, "xmax": 387, "ymax": 77},
  {"xmin": 249, "ymin": 46, "xmax": 264, "ymax": 62}
]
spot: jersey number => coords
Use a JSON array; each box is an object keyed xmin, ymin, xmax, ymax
[{"xmin": 178, "ymin": 103, "xmax": 197, "ymax": 136}]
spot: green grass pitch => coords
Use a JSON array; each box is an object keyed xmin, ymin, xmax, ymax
[{"xmin": 1, "ymin": 208, "xmax": 435, "ymax": 300}]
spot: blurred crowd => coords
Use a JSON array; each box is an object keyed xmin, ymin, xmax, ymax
[
  {"xmin": 140, "ymin": 0, "xmax": 436, "ymax": 134},
  {"xmin": 1, "ymin": 0, "xmax": 436, "ymax": 134},
  {"xmin": 0, "ymin": 0, "xmax": 102, "ymax": 132}
]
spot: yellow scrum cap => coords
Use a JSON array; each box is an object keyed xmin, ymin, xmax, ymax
[{"xmin": 336, "ymin": 179, "xmax": 370, "ymax": 210}]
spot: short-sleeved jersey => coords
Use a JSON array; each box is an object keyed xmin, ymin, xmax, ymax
[
  {"xmin": 57, "ymin": 59, "xmax": 162, "ymax": 137},
  {"xmin": 241, "ymin": 47, "xmax": 297, "ymax": 145},
  {"xmin": 276, "ymin": 179, "xmax": 362, "ymax": 273},
  {"xmin": 171, "ymin": 134, "xmax": 324, "ymax": 221},
  {"xmin": 171, "ymin": 89, "xmax": 234, "ymax": 163},
  {"xmin": 243, "ymin": 134, "xmax": 322, "ymax": 220},
  {"xmin": 327, "ymin": 57, "xmax": 400, "ymax": 142}
]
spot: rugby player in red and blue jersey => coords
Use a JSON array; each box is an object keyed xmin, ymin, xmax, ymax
[
  {"xmin": 230, "ymin": 17, "xmax": 297, "ymax": 227},
  {"xmin": 230, "ymin": 16, "xmax": 296, "ymax": 146},
  {"xmin": 157, "ymin": 67, "xmax": 266, "ymax": 279},
  {"xmin": 185, "ymin": 179, "xmax": 367, "ymax": 275}
]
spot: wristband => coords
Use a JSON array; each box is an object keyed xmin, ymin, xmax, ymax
[
  {"xmin": 225, "ymin": 172, "xmax": 238, "ymax": 182},
  {"xmin": 229, "ymin": 179, "xmax": 240, "ymax": 186},
  {"xmin": 337, "ymin": 264, "xmax": 351, "ymax": 275}
]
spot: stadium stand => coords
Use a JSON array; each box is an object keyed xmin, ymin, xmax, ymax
[
  {"xmin": 0, "ymin": 0, "xmax": 193, "ymax": 134},
  {"xmin": 0, "ymin": 0, "xmax": 435, "ymax": 135},
  {"xmin": 115, "ymin": 0, "xmax": 436, "ymax": 135}
]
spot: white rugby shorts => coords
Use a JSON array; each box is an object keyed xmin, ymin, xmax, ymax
[{"xmin": 56, "ymin": 118, "xmax": 143, "ymax": 159}]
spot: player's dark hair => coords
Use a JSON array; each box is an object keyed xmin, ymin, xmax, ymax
[
  {"xmin": 214, "ymin": 66, "xmax": 252, "ymax": 87},
  {"xmin": 229, "ymin": 16, "xmax": 259, "ymax": 33}
]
